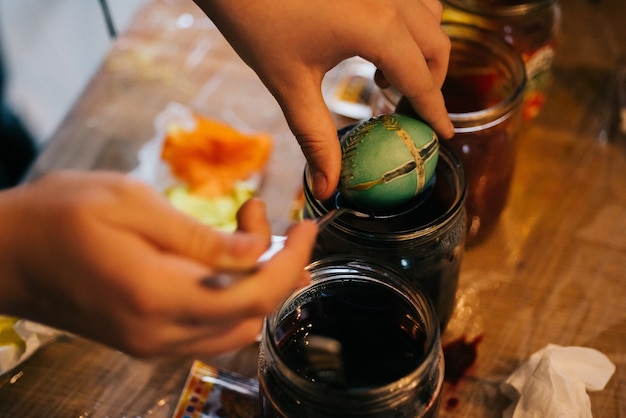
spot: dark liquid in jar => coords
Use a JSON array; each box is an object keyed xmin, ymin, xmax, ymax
[
  {"xmin": 442, "ymin": 1, "xmax": 559, "ymax": 120},
  {"xmin": 278, "ymin": 282, "xmax": 426, "ymax": 387},
  {"xmin": 319, "ymin": 169, "xmax": 455, "ymax": 234},
  {"xmin": 443, "ymin": 69, "xmax": 519, "ymax": 245},
  {"xmin": 261, "ymin": 281, "xmax": 439, "ymax": 417},
  {"xmin": 308, "ymin": 152, "xmax": 463, "ymax": 329}
]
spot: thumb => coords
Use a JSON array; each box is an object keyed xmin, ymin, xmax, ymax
[
  {"xmin": 274, "ymin": 73, "xmax": 342, "ymax": 200},
  {"xmin": 116, "ymin": 183, "xmax": 269, "ymax": 270}
]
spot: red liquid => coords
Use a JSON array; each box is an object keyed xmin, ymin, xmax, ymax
[
  {"xmin": 448, "ymin": 128, "xmax": 516, "ymax": 245},
  {"xmin": 443, "ymin": 70, "xmax": 522, "ymax": 245}
]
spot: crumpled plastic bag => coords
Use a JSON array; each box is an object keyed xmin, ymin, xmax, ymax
[
  {"xmin": 0, "ymin": 317, "xmax": 63, "ymax": 375},
  {"xmin": 501, "ymin": 344, "xmax": 616, "ymax": 418},
  {"xmin": 130, "ymin": 102, "xmax": 196, "ymax": 194}
]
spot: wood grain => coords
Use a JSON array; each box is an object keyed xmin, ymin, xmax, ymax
[{"xmin": 1, "ymin": 0, "xmax": 624, "ymax": 416}]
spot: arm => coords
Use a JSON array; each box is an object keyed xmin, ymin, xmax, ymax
[{"xmin": 194, "ymin": 0, "xmax": 453, "ymax": 199}]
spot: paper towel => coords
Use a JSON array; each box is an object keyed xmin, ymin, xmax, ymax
[{"xmin": 501, "ymin": 344, "xmax": 616, "ymax": 418}]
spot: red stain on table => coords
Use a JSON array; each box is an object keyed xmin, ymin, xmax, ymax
[
  {"xmin": 442, "ymin": 334, "xmax": 483, "ymax": 411},
  {"xmin": 443, "ymin": 334, "xmax": 483, "ymax": 384}
]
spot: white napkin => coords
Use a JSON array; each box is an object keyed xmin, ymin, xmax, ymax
[
  {"xmin": 129, "ymin": 102, "xmax": 196, "ymax": 193},
  {"xmin": 501, "ymin": 344, "xmax": 616, "ymax": 418}
]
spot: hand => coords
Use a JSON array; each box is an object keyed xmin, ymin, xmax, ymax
[
  {"xmin": 194, "ymin": 0, "xmax": 453, "ymax": 199},
  {"xmin": 0, "ymin": 171, "xmax": 317, "ymax": 357}
]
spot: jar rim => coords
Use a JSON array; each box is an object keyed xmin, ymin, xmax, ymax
[
  {"xmin": 303, "ymin": 140, "xmax": 467, "ymax": 242},
  {"xmin": 442, "ymin": 0, "xmax": 557, "ymax": 18},
  {"xmin": 379, "ymin": 23, "xmax": 527, "ymax": 134},
  {"xmin": 262, "ymin": 257, "xmax": 443, "ymax": 412},
  {"xmin": 442, "ymin": 22, "xmax": 527, "ymax": 132}
]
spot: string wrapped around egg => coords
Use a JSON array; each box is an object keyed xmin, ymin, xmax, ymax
[{"xmin": 338, "ymin": 113, "xmax": 439, "ymax": 211}]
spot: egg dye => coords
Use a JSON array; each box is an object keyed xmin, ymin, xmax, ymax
[{"xmin": 338, "ymin": 114, "xmax": 439, "ymax": 211}]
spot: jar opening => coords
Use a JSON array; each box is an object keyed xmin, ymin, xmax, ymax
[
  {"xmin": 442, "ymin": 22, "xmax": 527, "ymax": 132},
  {"xmin": 304, "ymin": 141, "xmax": 466, "ymax": 240},
  {"xmin": 260, "ymin": 258, "xmax": 444, "ymax": 415}
]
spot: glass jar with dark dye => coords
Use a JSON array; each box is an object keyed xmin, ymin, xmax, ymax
[
  {"xmin": 258, "ymin": 257, "xmax": 444, "ymax": 417},
  {"xmin": 302, "ymin": 141, "xmax": 466, "ymax": 329},
  {"xmin": 441, "ymin": 0, "xmax": 560, "ymax": 120}
]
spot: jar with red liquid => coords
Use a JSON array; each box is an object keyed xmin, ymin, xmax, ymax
[
  {"xmin": 375, "ymin": 23, "xmax": 526, "ymax": 245},
  {"xmin": 442, "ymin": 23, "xmax": 527, "ymax": 245},
  {"xmin": 441, "ymin": 0, "xmax": 561, "ymax": 120},
  {"xmin": 258, "ymin": 257, "xmax": 444, "ymax": 417}
]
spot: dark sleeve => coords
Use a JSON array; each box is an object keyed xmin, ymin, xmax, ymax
[{"xmin": 0, "ymin": 32, "xmax": 39, "ymax": 190}]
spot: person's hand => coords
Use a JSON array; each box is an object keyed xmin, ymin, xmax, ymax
[
  {"xmin": 194, "ymin": 0, "xmax": 453, "ymax": 200},
  {"xmin": 0, "ymin": 171, "xmax": 317, "ymax": 357}
]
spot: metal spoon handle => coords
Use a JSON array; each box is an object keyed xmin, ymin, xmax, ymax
[
  {"xmin": 202, "ymin": 209, "xmax": 363, "ymax": 288},
  {"xmin": 314, "ymin": 208, "xmax": 342, "ymax": 229},
  {"xmin": 315, "ymin": 206, "xmax": 371, "ymax": 229},
  {"xmin": 202, "ymin": 235, "xmax": 285, "ymax": 288}
]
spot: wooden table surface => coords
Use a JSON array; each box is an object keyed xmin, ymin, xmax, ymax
[{"xmin": 1, "ymin": 0, "xmax": 625, "ymax": 416}]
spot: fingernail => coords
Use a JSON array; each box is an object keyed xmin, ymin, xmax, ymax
[
  {"xmin": 312, "ymin": 171, "xmax": 328, "ymax": 199},
  {"xmin": 201, "ymin": 266, "xmax": 259, "ymax": 289},
  {"xmin": 444, "ymin": 120, "xmax": 456, "ymax": 139},
  {"xmin": 201, "ymin": 273, "xmax": 239, "ymax": 289}
]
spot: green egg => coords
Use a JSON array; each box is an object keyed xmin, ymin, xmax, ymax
[{"xmin": 338, "ymin": 113, "xmax": 439, "ymax": 211}]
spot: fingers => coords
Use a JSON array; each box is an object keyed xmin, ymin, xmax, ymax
[
  {"xmin": 373, "ymin": 0, "xmax": 446, "ymax": 89},
  {"xmin": 133, "ymin": 214, "xmax": 317, "ymax": 317},
  {"xmin": 106, "ymin": 309, "xmax": 265, "ymax": 357},
  {"xmin": 273, "ymin": 71, "xmax": 343, "ymax": 200},
  {"xmin": 198, "ymin": 220, "xmax": 317, "ymax": 316},
  {"xmin": 119, "ymin": 220, "xmax": 317, "ymax": 356},
  {"xmin": 115, "ymin": 182, "xmax": 268, "ymax": 271},
  {"xmin": 159, "ymin": 220, "xmax": 316, "ymax": 323},
  {"xmin": 171, "ymin": 317, "xmax": 265, "ymax": 356},
  {"xmin": 98, "ymin": 174, "xmax": 316, "ymax": 320},
  {"xmin": 153, "ymin": 316, "xmax": 265, "ymax": 357},
  {"xmin": 236, "ymin": 198, "xmax": 271, "ymax": 239},
  {"xmin": 403, "ymin": 0, "xmax": 450, "ymax": 89},
  {"xmin": 389, "ymin": 53, "xmax": 452, "ymax": 134},
  {"xmin": 367, "ymin": 1, "xmax": 453, "ymax": 139},
  {"xmin": 376, "ymin": 46, "xmax": 453, "ymax": 139}
]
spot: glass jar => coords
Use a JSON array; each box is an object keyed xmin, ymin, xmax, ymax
[
  {"xmin": 443, "ymin": 23, "xmax": 527, "ymax": 245},
  {"xmin": 442, "ymin": 0, "xmax": 561, "ymax": 120},
  {"xmin": 302, "ymin": 140, "xmax": 466, "ymax": 329},
  {"xmin": 373, "ymin": 23, "xmax": 526, "ymax": 246},
  {"xmin": 258, "ymin": 257, "xmax": 444, "ymax": 417}
]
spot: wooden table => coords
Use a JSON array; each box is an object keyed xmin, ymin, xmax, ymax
[{"xmin": 1, "ymin": 0, "xmax": 625, "ymax": 416}]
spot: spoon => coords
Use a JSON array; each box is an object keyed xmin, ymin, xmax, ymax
[
  {"xmin": 302, "ymin": 335, "xmax": 346, "ymax": 388},
  {"xmin": 313, "ymin": 206, "xmax": 368, "ymax": 229},
  {"xmin": 202, "ymin": 176, "xmax": 435, "ymax": 288},
  {"xmin": 316, "ymin": 173, "xmax": 437, "ymax": 228}
]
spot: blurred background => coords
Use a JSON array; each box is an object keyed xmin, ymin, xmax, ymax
[
  {"xmin": 0, "ymin": 0, "xmax": 147, "ymax": 145},
  {"xmin": 1, "ymin": 0, "xmax": 624, "ymax": 154}
]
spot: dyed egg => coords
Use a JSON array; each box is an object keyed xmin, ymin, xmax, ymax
[{"xmin": 338, "ymin": 113, "xmax": 439, "ymax": 211}]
